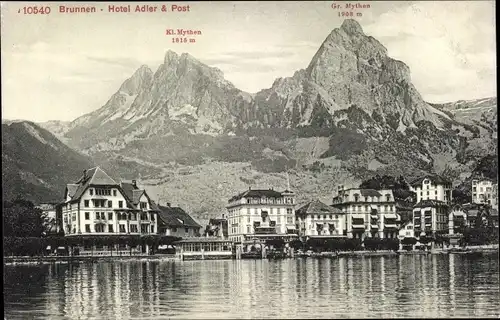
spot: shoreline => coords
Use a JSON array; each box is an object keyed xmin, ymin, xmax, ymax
[{"xmin": 5, "ymin": 244, "xmax": 498, "ymax": 265}]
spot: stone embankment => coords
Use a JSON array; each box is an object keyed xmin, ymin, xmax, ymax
[{"xmin": 4, "ymin": 254, "xmax": 177, "ymax": 265}]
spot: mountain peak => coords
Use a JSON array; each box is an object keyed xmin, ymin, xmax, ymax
[
  {"xmin": 340, "ymin": 19, "xmax": 364, "ymax": 35},
  {"xmin": 119, "ymin": 65, "xmax": 153, "ymax": 95},
  {"xmin": 164, "ymin": 50, "xmax": 180, "ymax": 64}
]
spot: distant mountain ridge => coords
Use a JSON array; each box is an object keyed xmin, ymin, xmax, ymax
[
  {"xmin": 4, "ymin": 19, "xmax": 496, "ymax": 223},
  {"xmin": 2, "ymin": 121, "xmax": 94, "ymax": 203}
]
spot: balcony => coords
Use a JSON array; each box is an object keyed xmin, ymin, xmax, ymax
[
  {"xmin": 384, "ymin": 223, "xmax": 397, "ymax": 228},
  {"xmin": 352, "ymin": 224, "xmax": 365, "ymax": 229}
]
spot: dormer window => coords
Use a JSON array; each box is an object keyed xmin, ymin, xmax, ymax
[
  {"xmin": 89, "ymin": 189, "xmax": 93, "ymax": 196},
  {"xmin": 423, "ymin": 179, "xmax": 429, "ymax": 184},
  {"xmin": 385, "ymin": 194, "xmax": 390, "ymax": 202},
  {"xmin": 354, "ymin": 194, "xmax": 360, "ymax": 202}
]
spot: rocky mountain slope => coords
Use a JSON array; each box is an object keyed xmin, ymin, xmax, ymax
[{"xmin": 16, "ymin": 19, "xmax": 496, "ymax": 223}]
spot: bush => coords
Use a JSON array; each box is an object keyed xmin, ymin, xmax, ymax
[{"xmin": 4, "ymin": 237, "xmax": 45, "ymax": 256}]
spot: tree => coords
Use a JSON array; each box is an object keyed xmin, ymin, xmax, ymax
[{"xmin": 3, "ymin": 200, "xmax": 47, "ymax": 237}]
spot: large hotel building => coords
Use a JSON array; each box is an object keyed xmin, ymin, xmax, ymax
[{"xmin": 226, "ymin": 188, "xmax": 298, "ymax": 243}]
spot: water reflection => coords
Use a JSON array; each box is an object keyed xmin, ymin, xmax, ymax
[{"xmin": 4, "ymin": 254, "xmax": 500, "ymax": 319}]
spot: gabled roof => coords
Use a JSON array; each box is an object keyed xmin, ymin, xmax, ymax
[
  {"xmin": 413, "ymin": 199, "xmax": 448, "ymax": 208},
  {"xmin": 296, "ymin": 200, "xmax": 342, "ymax": 217},
  {"xmin": 229, "ymin": 189, "xmax": 284, "ymax": 202},
  {"xmin": 132, "ymin": 189, "xmax": 144, "ymax": 204},
  {"xmin": 409, "ymin": 175, "xmax": 451, "ymax": 187},
  {"xmin": 69, "ymin": 167, "xmax": 119, "ymax": 200},
  {"xmin": 66, "ymin": 184, "xmax": 79, "ymax": 199},
  {"xmin": 157, "ymin": 205, "xmax": 201, "ymax": 228}
]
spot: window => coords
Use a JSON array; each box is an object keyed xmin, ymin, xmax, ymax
[
  {"xmin": 96, "ymin": 188, "xmax": 112, "ymax": 196},
  {"xmin": 151, "ymin": 226, "xmax": 155, "ymax": 233},
  {"xmin": 85, "ymin": 212, "xmax": 90, "ymax": 220},
  {"xmin": 101, "ymin": 212, "xmax": 106, "ymax": 219},
  {"xmin": 185, "ymin": 227, "xmax": 189, "ymax": 233},
  {"xmin": 247, "ymin": 226, "xmax": 250, "ymax": 233},
  {"xmin": 130, "ymin": 225, "xmax": 138, "ymax": 233},
  {"xmin": 247, "ymin": 216, "xmax": 250, "ymax": 223},
  {"xmin": 84, "ymin": 200, "xmax": 89, "ymax": 207},
  {"xmin": 108, "ymin": 200, "xmax": 112, "ymax": 208},
  {"xmin": 118, "ymin": 201, "xmax": 123, "ymax": 208},
  {"xmin": 113, "ymin": 190, "xmax": 117, "ymax": 196},
  {"xmin": 85, "ymin": 224, "xmax": 91, "ymax": 233},
  {"xmin": 72, "ymin": 213, "xmax": 76, "ymax": 221},
  {"xmin": 89, "ymin": 189, "xmax": 93, "ymax": 196},
  {"xmin": 95, "ymin": 224, "xmax": 105, "ymax": 233},
  {"xmin": 385, "ymin": 194, "xmax": 390, "ymax": 202},
  {"xmin": 109, "ymin": 225, "xmax": 114, "ymax": 233},
  {"xmin": 95, "ymin": 212, "xmax": 100, "ymax": 219},
  {"xmin": 140, "ymin": 202, "xmax": 147, "ymax": 209},
  {"xmin": 92, "ymin": 199, "xmax": 106, "ymax": 208},
  {"xmin": 108, "ymin": 212, "xmax": 113, "ymax": 220},
  {"xmin": 131, "ymin": 213, "xmax": 137, "ymax": 221},
  {"xmin": 427, "ymin": 191, "xmax": 429, "ymax": 196},
  {"xmin": 119, "ymin": 225, "xmax": 126, "ymax": 233},
  {"xmin": 287, "ymin": 217, "xmax": 293, "ymax": 224},
  {"xmin": 172, "ymin": 227, "xmax": 177, "ymax": 232}
]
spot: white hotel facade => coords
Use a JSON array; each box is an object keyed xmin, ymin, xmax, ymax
[
  {"xmin": 61, "ymin": 167, "xmax": 159, "ymax": 252},
  {"xmin": 226, "ymin": 188, "xmax": 297, "ymax": 243}
]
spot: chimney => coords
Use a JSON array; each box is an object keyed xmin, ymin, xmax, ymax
[
  {"xmin": 83, "ymin": 169, "xmax": 87, "ymax": 179},
  {"xmin": 132, "ymin": 180, "xmax": 137, "ymax": 187},
  {"xmin": 167, "ymin": 202, "xmax": 171, "ymax": 207}
]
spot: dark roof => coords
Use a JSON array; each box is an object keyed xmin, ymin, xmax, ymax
[
  {"xmin": 413, "ymin": 200, "xmax": 449, "ymax": 208},
  {"xmin": 359, "ymin": 189, "xmax": 383, "ymax": 197},
  {"xmin": 132, "ymin": 189, "xmax": 144, "ymax": 204},
  {"xmin": 296, "ymin": 200, "xmax": 342, "ymax": 217},
  {"xmin": 157, "ymin": 205, "xmax": 201, "ymax": 228},
  {"xmin": 66, "ymin": 184, "xmax": 79, "ymax": 198},
  {"xmin": 229, "ymin": 189, "xmax": 284, "ymax": 202},
  {"xmin": 65, "ymin": 168, "xmax": 157, "ymax": 213},
  {"xmin": 409, "ymin": 175, "xmax": 451, "ymax": 187},
  {"xmin": 70, "ymin": 167, "xmax": 118, "ymax": 200}
]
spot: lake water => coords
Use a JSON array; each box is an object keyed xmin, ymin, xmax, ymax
[{"xmin": 4, "ymin": 254, "xmax": 500, "ymax": 319}]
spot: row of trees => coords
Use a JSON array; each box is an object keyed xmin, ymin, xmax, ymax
[{"xmin": 288, "ymin": 238, "xmax": 400, "ymax": 252}]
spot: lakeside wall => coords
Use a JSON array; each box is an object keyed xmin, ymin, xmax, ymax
[{"xmin": 5, "ymin": 244, "xmax": 498, "ymax": 265}]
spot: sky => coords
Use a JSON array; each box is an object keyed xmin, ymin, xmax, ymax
[{"xmin": 1, "ymin": 1, "xmax": 496, "ymax": 122}]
